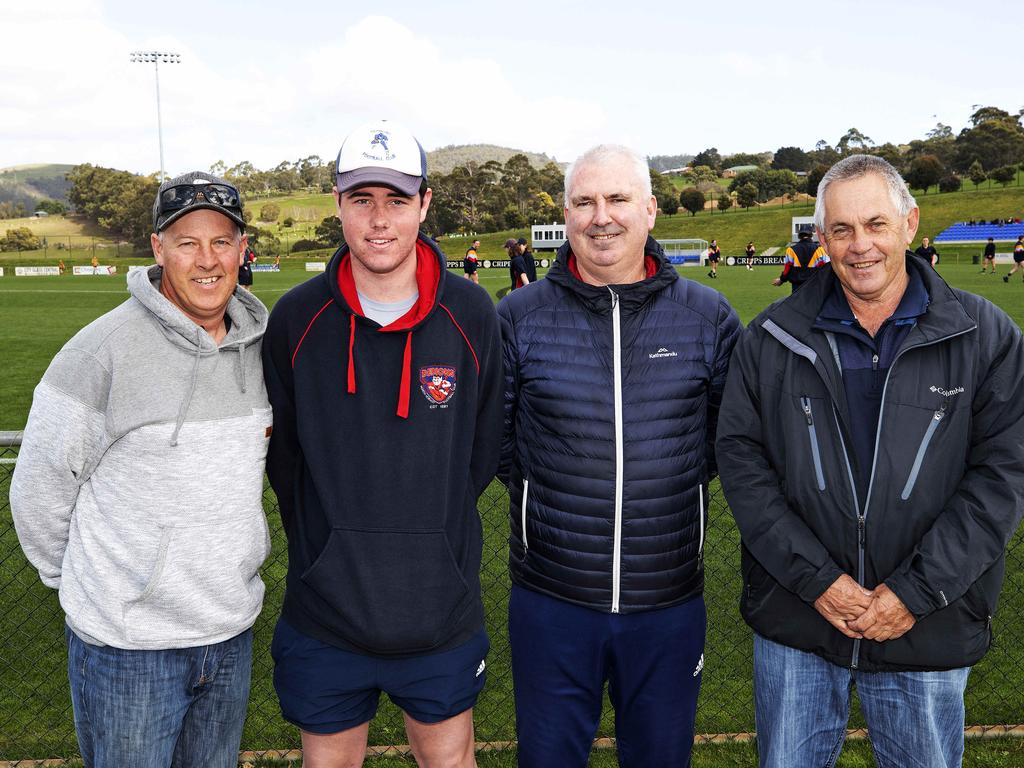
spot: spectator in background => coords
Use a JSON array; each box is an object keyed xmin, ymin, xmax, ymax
[
  {"xmin": 517, "ymin": 237, "xmax": 537, "ymax": 283},
  {"xmin": 12, "ymin": 172, "xmax": 270, "ymax": 768},
  {"xmin": 717, "ymin": 154, "xmax": 1024, "ymax": 768},
  {"xmin": 1004, "ymin": 235, "xmax": 1024, "ymax": 283},
  {"xmin": 506, "ymin": 238, "xmax": 530, "ymax": 290},
  {"xmin": 745, "ymin": 240, "xmax": 756, "ymax": 271},
  {"xmin": 773, "ymin": 229, "xmax": 829, "ymax": 292},
  {"xmin": 981, "ymin": 236, "xmax": 997, "ymax": 274},
  {"xmin": 706, "ymin": 238, "xmax": 721, "ymax": 278},
  {"xmin": 464, "ymin": 239, "xmax": 481, "ymax": 284},
  {"xmin": 914, "ymin": 236, "xmax": 939, "ymax": 267},
  {"xmin": 238, "ymin": 246, "xmax": 256, "ymax": 291}
]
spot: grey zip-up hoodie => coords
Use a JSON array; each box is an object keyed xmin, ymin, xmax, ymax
[{"xmin": 11, "ymin": 265, "xmax": 272, "ymax": 650}]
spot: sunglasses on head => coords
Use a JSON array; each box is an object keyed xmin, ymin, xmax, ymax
[{"xmin": 158, "ymin": 183, "xmax": 242, "ymax": 216}]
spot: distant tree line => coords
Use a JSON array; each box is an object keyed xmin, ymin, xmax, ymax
[
  {"xmin": 672, "ymin": 106, "xmax": 1024, "ymax": 209},
  {"xmin": 59, "ymin": 105, "xmax": 1024, "ymax": 246}
]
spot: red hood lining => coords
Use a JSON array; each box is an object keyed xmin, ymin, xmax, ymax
[
  {"xmin": 567, "ymin": 252, "xmax": 659, "ymax": 282},
  {"xmin": 336, "ymin": 238, "xmax": 442, "ymax": 419},
  {"xmin": 337, "ymin": 239, "xmax": 440, "ymax": 331}
]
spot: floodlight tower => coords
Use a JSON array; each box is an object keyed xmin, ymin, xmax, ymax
[{"xmin": 129, "ymin": 51, "xmax": 181, "ymax": 180}]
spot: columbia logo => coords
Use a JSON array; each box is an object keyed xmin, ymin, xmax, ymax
[
  {"xmin": 476, "ymin": 659, "xmax": 486, "ymax": 677},
  {"xmin": 693, "ymin": 653, "xmax": 704, "ymax": 677},
  {"xmin": 929, "ymin": 385, "xmax": 965, "ymax": 397},
  {"xmin": 649, "ymin": 347, "xmax": 678, "ymax": 359}
]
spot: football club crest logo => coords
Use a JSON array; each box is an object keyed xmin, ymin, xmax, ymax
[
  {"xmin": 371, "ymin": 131, "xmax": 390, "ymax": 152},
  {"xmin": 419, "ymin": 365, "xmax": 457, "ymax": 406}
]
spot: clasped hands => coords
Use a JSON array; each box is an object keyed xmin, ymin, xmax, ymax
[{"xmin": 813, "ymin": 574, "xmax": 916, "ymax": 642}]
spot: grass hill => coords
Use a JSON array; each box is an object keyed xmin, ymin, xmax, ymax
[
  {"xmin": 3, "ymin": 177, "xmax": 1022, "ymax": 268},
  {"xmin": 648, "ymin": 183, "xmax": 1024, "ymax": 258},
  {"xmin": 427, "ymin": 144, "xmax": 562, "ymax": 174},
  {"xmin": 0, "ymin": 164, "xmax": 74, "ymax": 209}
]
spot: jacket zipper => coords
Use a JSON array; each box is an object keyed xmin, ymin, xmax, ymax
[
  {"xmin": 521, "ymin": 478, "xmax": 530, "ymax": 552},
  {"xmin": 851, "ymin": 329, "xmax": 973, "ymax": 669},
  {"xmin": 900, "ymin": 404, "xmax": 947, "ymax": 500},
  {"xmin": 610, "ymin": 288, "xmax": 624, "ymax": 614},
  {"xmin": 801, "ymin": 396, "xmax": 827, "ymax": 491},
  {"xmin": 697, "ymin": 483, "xmax": 705, "ymax": 569},
  {"xmin": 830, "ymin": 405, "xmax": 865, "ymax": 668}
]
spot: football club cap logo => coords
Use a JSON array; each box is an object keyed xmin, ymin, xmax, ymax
[
  {"xmin": 335, "ymin": 118, "xmax": 427, "ymax": 196},
  {"xmin": 419, "ymin": 365, "xmax": 457, "ymax": 405}
]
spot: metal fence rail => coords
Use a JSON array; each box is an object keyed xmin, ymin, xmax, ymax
[{"xmin": 1, "ymin": 433, "xmax": 1022, "ymax": 762}]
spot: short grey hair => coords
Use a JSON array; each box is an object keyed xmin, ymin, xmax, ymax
[
  {"xmin": 814, "ymin": 154, "xmax": 917, "ymax": 233},
  {"xmin": 564, "ymin": 144, "xmax": 652, "ymax": 204}
]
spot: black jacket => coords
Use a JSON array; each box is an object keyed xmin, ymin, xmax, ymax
[
  {"xmin": 263, "ymin": 235, "xmax": 503, "ymax": 656},
  {"xmin": 498, "ymin": 237, "xmax": 741, "ymax": 613},
  {"xmin": 716, "ymin": 254, "xmax": 1024, "ymax": 671}
]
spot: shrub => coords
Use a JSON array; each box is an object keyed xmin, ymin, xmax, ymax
[
  {"xmin": 938, "ymin": 174, "xmax": 963, "ymax": 193},
  {"xmin": 291, "ymin": 239, "xmax": 323, "ymax": 253},
  {"xmin": 282, "ymin": 217, "xmax": 295, "ymax": 228},
  {"xmin": 258, "ymin": 203, "xmax": 280, "ymax": 223},
  {"xmin": 1, "ymin": 227, "xmax": 41, "ymax": 251}
]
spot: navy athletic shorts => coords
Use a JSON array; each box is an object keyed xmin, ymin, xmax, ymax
[{"xmin": 271, "ymin": 616, "xmax": 489, "ymax": 734}]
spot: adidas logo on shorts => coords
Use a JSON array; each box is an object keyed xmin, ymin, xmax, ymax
[{"xmin": 475, "ymin": 659, "xmax": 486, "ymax": 677}]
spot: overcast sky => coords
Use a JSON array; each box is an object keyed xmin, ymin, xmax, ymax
[{"xmin": 2, "ymin": 0, "xmax": 1020, "ymax": 176}]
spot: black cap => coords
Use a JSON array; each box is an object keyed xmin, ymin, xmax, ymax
[
  {"xmin": 153, "ymin": 171, "xmax": 246, "ymax": 233},
  {"xmin": 516, "ymin": 237, "xmax": 527, "ymax": 245}
]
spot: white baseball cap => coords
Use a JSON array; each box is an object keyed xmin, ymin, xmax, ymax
[{"xmin": 335, "ymin": 119, "xmax": 427, "ymax": 196}]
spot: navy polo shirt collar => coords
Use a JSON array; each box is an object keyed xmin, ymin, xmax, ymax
[{"xmin": 817, "ymin": 263, "xmax": 930, "ymax": 334}]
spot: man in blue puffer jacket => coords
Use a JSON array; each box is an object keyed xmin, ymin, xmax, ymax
[{"xmin": 497, "ymin": 144, "xmax": 741, "ymax": 768}]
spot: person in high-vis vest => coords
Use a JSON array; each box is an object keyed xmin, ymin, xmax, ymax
[{"xmin": 773, "ymin": 228, "xmax": 829, "ymax": 292}]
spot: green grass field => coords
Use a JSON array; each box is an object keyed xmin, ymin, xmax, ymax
[{"xmin": 1, "ymin": 251, "xmax": 1023, "ymax": 764}]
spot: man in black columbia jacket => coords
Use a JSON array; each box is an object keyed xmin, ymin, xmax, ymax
[{"xmin": 717, "ymin": 155, "xmax": 1024, "ymax": 768}]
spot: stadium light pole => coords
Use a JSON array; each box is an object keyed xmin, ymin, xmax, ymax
[{"xmin": 129, "ymin": 51, "xmax": 181, "ymax": 181}]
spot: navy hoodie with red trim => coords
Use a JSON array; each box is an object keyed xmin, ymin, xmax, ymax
[{"xmin": 263, "ymin": 234, "xmax": 503, "ymax": 656}]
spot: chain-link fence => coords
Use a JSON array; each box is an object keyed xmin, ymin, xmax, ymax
[{"xmin": 1, "ymin": 432, "xmax": 1022, "ymax": 763}]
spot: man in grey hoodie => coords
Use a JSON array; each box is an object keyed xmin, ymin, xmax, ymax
[{"xmin": 11, "ymin": 172, "xmax": 272, "ymax": 768}]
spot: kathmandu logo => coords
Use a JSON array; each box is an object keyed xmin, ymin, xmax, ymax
[
  {"xmin": 649, "ymin": 347, "xmax": 678, "ymax": 359},
  {"xmin": 929, "ymin": 385, "xmax": 965, "ymax": 397},
  {"xmin": 419, "ymin": 365, "xmax": 457, "ymax": 406},
  {"xmin": 371, "ymin": 131, "xmax": 389, "ymax": 152}
]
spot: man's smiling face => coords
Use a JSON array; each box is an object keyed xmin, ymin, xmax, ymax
[
  {"xmin": 564, "ymin": 154, "xmax": 657, "ymax": 285},
  {"xmin": 151, "ymin": 208, "xmax": 245, "ymax": 330},
  {"xmin": 818, "ymin": 172, "xmax": 919, "ymax": 303},
  {"xmin": 334, "ymin": 184, "xmax": 431, "ymax": 277}
]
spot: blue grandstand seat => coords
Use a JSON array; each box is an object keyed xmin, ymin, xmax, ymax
[{"xmin": 935, "ymin": 222, "xmax": 1024, "ymax": 242}]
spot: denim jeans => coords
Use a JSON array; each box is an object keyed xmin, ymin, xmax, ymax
[
  {"xmin": 753, "ymin": 634, "xmax": 970, "ymax": 768},
  {"xmin": 66, "ymin": 626, "xmax": 253, "ymax": 768}
]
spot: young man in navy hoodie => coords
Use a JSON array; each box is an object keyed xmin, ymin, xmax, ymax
[{"xmin": 262, "ymin": 120, "xmax": 503, "ymax": 768}]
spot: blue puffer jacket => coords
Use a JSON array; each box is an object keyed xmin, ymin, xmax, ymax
[{"xmin": 497, "ymin": 237, "xmax": 741, "ymax": 613}]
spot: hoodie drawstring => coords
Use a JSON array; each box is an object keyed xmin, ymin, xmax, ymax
[
  {"xmin": 170, "ymin": 330, "xmax": 203, "ymax": 447},
  {"xmin": 345, "ymin": 318, "xmax": 412, "ymax": 420},
  {"xmin": 397, "ymin": 332, "xmax": 412, "ymax": 419},
  {"xmin": 347, "ymin": 315, "xmax": 357, "ymax": 394}
]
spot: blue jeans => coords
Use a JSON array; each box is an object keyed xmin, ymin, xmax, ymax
[
  {"xmin": 510, "ymin": 586, "xmax": 705, "ymax": 768},
  {"xmin": 66, "ymin": 626, "xmax": 253, "ymax": 768},
  {"xmin": 753, "ymin": 634, "xmax": 970, "ymax": 768}
]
